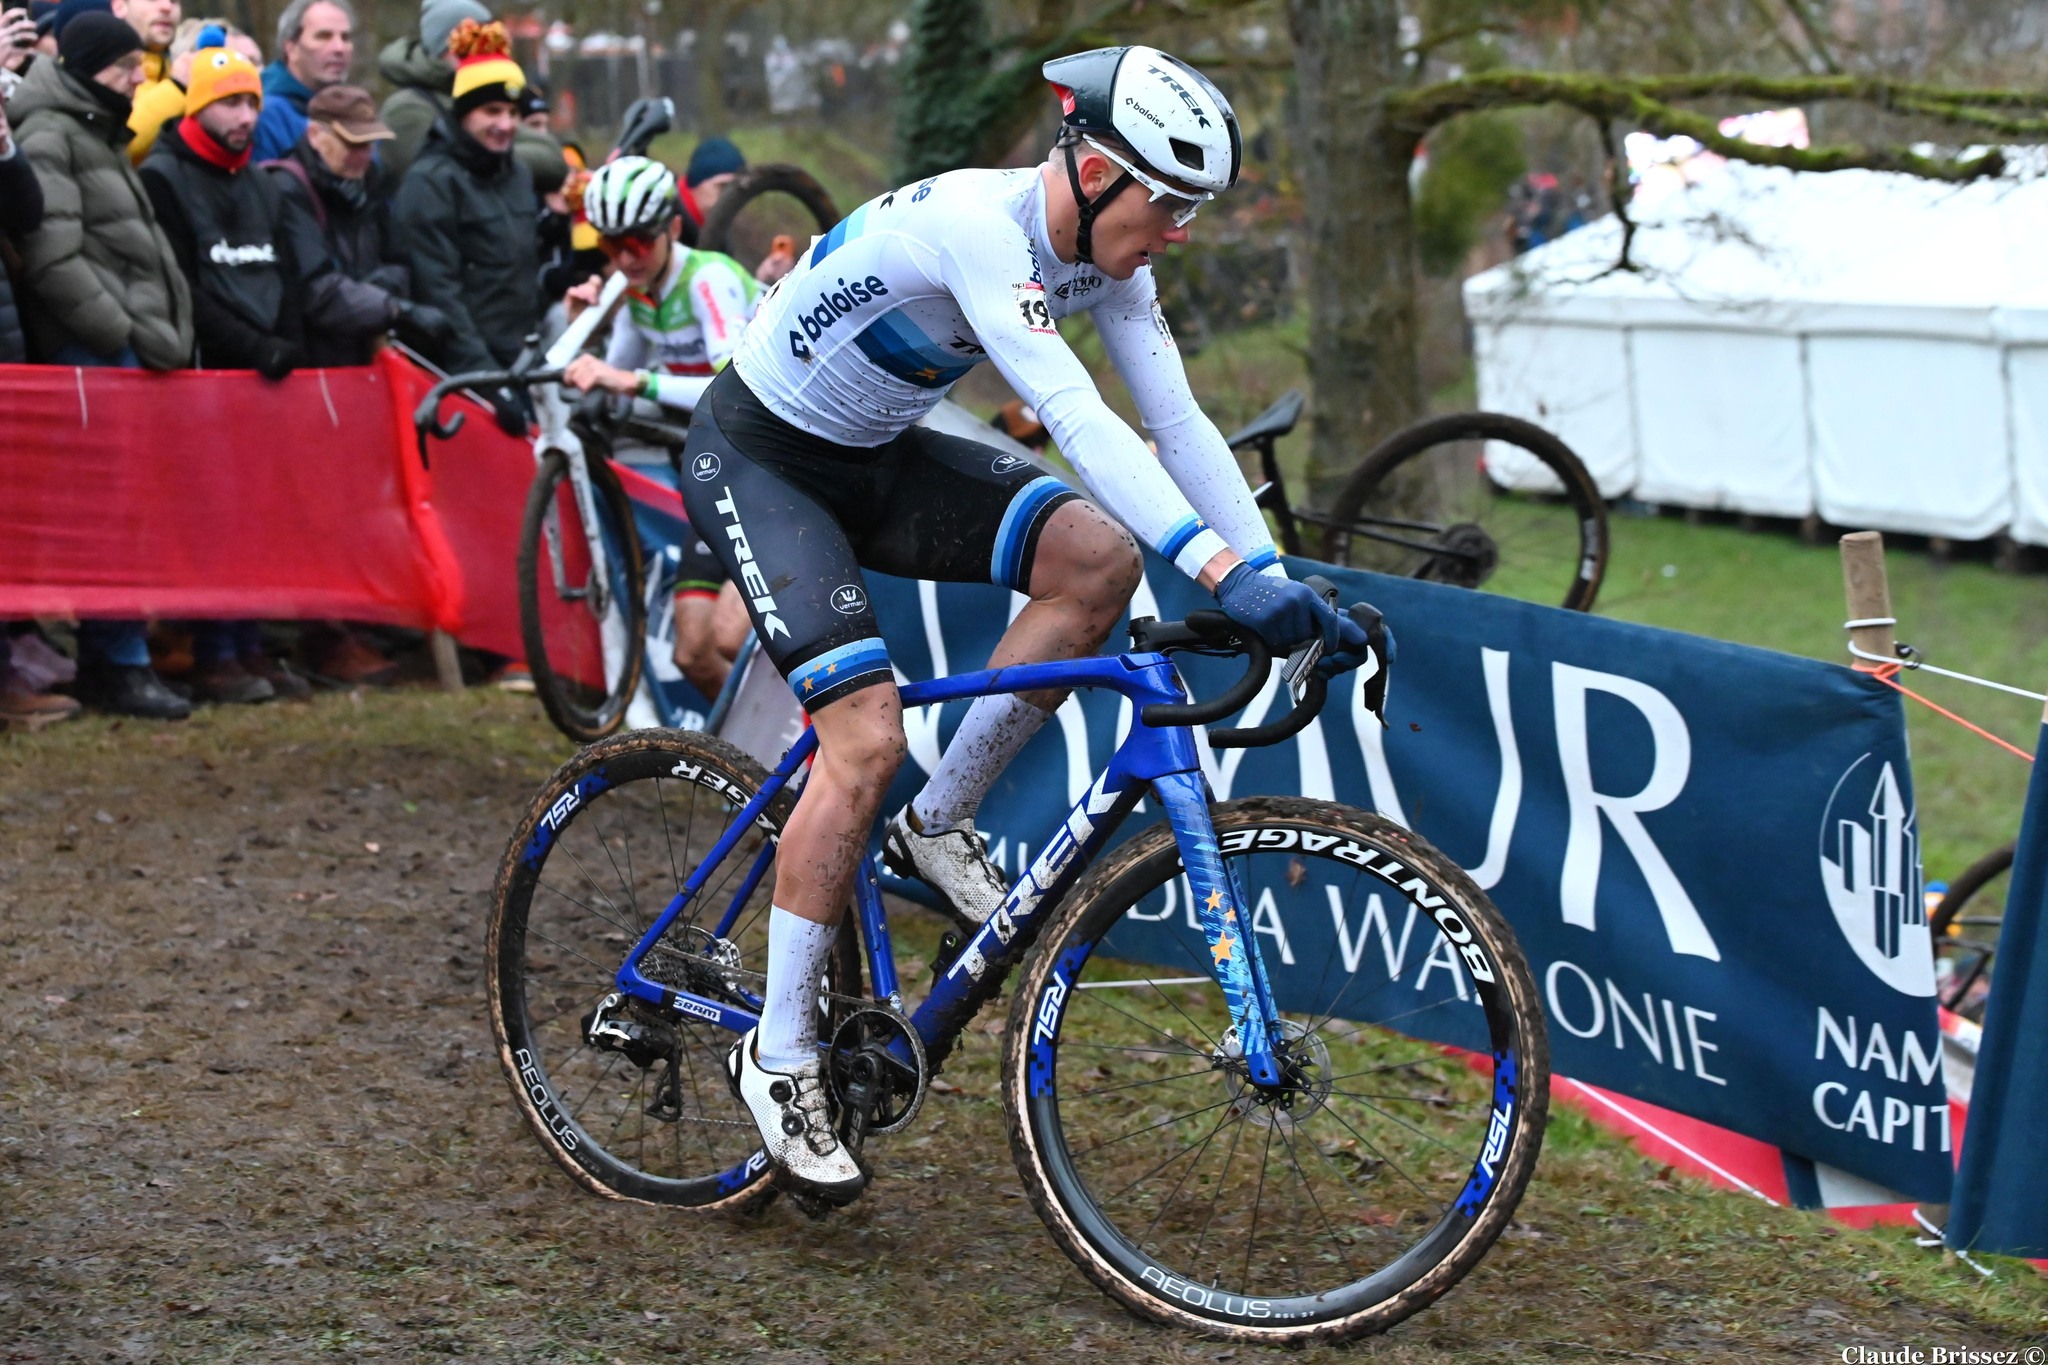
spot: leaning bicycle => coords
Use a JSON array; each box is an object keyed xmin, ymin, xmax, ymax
[
  {"xmin": 414, "ymin": 273, "xmax": 695, "ymax": 742},
  {"xmin": 486, "ymin": 601, "xmax": 1549, "ymax": 1343}
]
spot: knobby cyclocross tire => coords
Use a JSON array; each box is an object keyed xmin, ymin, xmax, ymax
[
  {"xmin": 517, "ymin": 450, "xmax": 646, "ymax": 743},
  {"xmin": 698, "ymin": 164, "xmax": 840, "ymax": 257},
  {"xmin": 1003, "ymin": 797, "xmax": 1547, "ymax": 1345},
  {"xmin": 488, "ymin": 729, "xmax": 861, "ymax": 1211},
  {"xmin": 1325, "ymin": 412, "xmax": 1609, "ymax": 612}
]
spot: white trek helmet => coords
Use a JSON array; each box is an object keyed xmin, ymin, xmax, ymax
[
  {"xmin": 1042, "ymin": 45, "xmax": 1242, "ymax": 261},
  {"xmin": 583, "ymin": 154, "xmax": 681, "ymax": 236}
]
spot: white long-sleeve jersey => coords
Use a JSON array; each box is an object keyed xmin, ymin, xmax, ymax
[{"xmin": 729, "ymin": 166, "xmax": 1280, "ymax": 582}]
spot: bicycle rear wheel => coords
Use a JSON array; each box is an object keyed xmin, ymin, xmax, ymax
[
  {"xmin": 488, "ymin": 730, "xmax": 860, "ymax": 1209},
  {"xmin": 1004, "ymin": 796, "xmax": 1546, "ymax": 1344},
  {"xmin": 1930, "ymin": 842, "xmax": 2014, "ymax": 1023},
  {"xmin": 517, "ymin": 451, "xmax": 647, "ymax": 742},
  {"xmin": 1324, "ymin": 412, "xmax": 1608, "ymax": 611}
]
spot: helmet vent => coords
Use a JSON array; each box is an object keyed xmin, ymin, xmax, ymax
[{"xmin": 1168, "ymin": 137, "xmax": 1206, "ymax": 172}]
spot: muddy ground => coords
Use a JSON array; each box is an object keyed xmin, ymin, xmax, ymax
[{"xmin": 2, "ymin": 691, "xmax": 2043, "ymax": 1363}]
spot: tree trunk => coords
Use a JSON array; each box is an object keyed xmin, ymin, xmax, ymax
[
  {"xmin": 690, "ymin": 0, "xmax": 732, "ymax": 135},
  {"xmin": 1285, "ymin": 0, "xmax": 1423, "ymax": 510}
]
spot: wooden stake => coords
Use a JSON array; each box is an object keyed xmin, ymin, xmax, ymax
[
  {"xmin": 1839, "ymin": 531, "xmax": 1898, "ymax": 670},
  {"xmin": 430, "ymin": 629, "xmax": 464, "ymax": 693}
]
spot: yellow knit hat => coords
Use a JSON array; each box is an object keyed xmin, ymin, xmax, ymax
[
  {"xmin": 448, "ymin": 19, "xmax": 524, "ymax": 115},
  {"xmin": 184, "ymin": 40, "xmax": 262, "ymax": 117}
]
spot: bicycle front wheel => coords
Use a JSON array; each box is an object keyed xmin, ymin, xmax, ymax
[
  {"xmin": 517, "ymin": 450, "xmax": 647, "ymax": 743},
  {"xmin": 1004, "ymin": 796, "xmax": 1547, "ymax": 1344},
  {"xmin": 1325, "ymin": 412, "xmax": 1608, "ymax": 611},
  {"xmin": 488, "ymin": 729, "xmax": 860, "ymax": 1209}
]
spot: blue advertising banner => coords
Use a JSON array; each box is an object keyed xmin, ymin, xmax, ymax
[
  {"xmin": 1946, "ymin": 713, "xmax": 2048, "ymax": 1257},
  {"xmin": 862, "ymin": 555, "xmax": 1953, "ymax": 1202}
]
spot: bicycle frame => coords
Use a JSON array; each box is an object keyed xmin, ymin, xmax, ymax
[{"xmin": 597, "ymin": 648, "xmax": 1293, "ymax": 1092}]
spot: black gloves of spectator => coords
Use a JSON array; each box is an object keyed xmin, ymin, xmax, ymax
[
  {"xmin": 490, "ymin": 387, "xmax": 531, "ymax": 438},
  {"xmin": 255, "ymin": 338, "xmax": 302, "ymax": 381},
  {"xmin": 389, "ymin": 299, "xmax": 456, "ymax": 353}
]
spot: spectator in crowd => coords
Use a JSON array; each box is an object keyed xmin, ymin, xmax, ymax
[
  {"xmin": 27, "ymin": 0, "xmax": 58, "ymax": 57},
  {"xmin": 127, "ymin": 15, "xmax": 257, "ymax": 160},
  {"xmin": 250, "ymin": 0, "xmax": 349, "ymax": 162},
  {"xmin": 677, "ymin": 134, "xmax": 742, "ymax": 241},
  {"xmin": 139, "ymin": 32, "xmax": 314, "ymax": 704},
  {"xmin": 393, "ymin": 19, "xmax": 537, "ymax": 431},
  {"xmin": 110, "ymin": 0, "xmax": 172, "ymax": 155},
  {"xmin": 2, "ymin": 4, "xmax": 37, "ymax": 92},
  {"xmin": 266, "ymin": 83, "xmax": 451, "ymax": 366},
  {"xmin": 0, "ymin": 91, "xmax": 82, "ymax": 728},
  {"xmin": 11, "ymin": 9, "xmax": 193, "ymax": 718},
  {"xmin": 376, "ymin": 0, "xmax": 560, "ymax": 185}
]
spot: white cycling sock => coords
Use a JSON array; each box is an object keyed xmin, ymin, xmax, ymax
[
  {"xmin": 756, "ymin": 905, "xmax": 838, "ymax": 1071},
  {"xmin": 912, "ymin": 692, "xmax": 1052, "ymax": 833}
]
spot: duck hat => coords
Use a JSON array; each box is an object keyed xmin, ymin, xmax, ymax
[{"xmin": 184, "ymin": 27, "xmax": 263, "ymax": 116}]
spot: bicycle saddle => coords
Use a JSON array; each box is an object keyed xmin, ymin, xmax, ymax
[{"xmin": 1224, "ymin": 389, "xmax": 1304, "ymax": 449}]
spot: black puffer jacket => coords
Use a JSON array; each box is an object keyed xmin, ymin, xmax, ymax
[
  {"xmin": 266, "ymin": 141, "xmax": 408, "ymax": 367},
  {"xmin": 393, "ymin": 116, "xmax": 538, "ymax": 375},
  {"xmin": 0, "ymin": 145, "xmax": 44, "ymax": 363},
  {"xmin": 140, "ymin": 118, "xmax": 304, "ymax": 375}
]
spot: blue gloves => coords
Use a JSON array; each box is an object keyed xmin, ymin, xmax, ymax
[{"xmin": 1214, "ymin": 562, "xmax": 1366, "ymax": 656}]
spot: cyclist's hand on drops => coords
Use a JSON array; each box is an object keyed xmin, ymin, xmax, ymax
[{"xmin": 1214, "ymin": 562, "xmax": 1367, "ymax": 656}]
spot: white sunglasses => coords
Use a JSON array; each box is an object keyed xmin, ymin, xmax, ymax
[{"xmin": 1081, "ymin": 136, "xmax": 1211, "ymax": 228}]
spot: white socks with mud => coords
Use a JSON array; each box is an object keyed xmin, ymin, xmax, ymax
[
  {"xmin": 756, "ymin": 906, "xmax": 839, "ymax": 1072},
  {"xmin": 911, "ymin": 692, "xmax": 1053, "ymax": 833}
]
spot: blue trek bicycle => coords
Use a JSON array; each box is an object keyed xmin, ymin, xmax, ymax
[{"xmin": 487, "ymin": 608, "xmax": 1549, "ymax": 1343}]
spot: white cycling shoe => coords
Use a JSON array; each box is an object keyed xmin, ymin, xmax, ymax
[
  {"xmin": 726, "ymin": 1029, "xmax": 868, "ymax": 1204},
  {"xmin": 881, "ymin": 806, "xmax": 1009, "ymax": 931}
]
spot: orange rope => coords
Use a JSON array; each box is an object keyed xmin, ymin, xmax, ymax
[{"xmin": 1866, "ymin": 663, "xmax": 2036, "ymax": 763}]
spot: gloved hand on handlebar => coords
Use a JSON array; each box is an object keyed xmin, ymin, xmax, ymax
[{"xmin": 1213, "ymin": 561, "xmax": 1367, "ymax": 657}]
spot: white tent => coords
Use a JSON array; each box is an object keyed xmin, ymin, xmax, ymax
[{"xmin": 1463, "ymin": 158, "xmax": 2048, "ymax": 545}]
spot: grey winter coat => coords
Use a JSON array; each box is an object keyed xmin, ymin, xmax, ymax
[{"xmin": 7, "ymin": 56, "xmax": 191, "ymax": 368}]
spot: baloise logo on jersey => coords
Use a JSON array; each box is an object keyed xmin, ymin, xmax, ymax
[{"xmin": 788, "ymin": 274, "xmax": 891, "ymax": 361}]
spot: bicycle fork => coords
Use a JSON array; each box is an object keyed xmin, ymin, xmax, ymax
[{"xmin": 1151, "ymin": 770, "xmax": 1288, "ymax": 1088}]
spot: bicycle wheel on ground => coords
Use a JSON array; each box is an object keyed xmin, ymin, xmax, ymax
[
  {"xmin": 517, "ymin": 450, "xmax": 647, "ymax": 743},
  {"xmin": 698, "ymin": 164, "xmax": 840, "ymax": 270},
  {"xmin": 1930, "ymin": 842, "xmax": 2014, "ymax": 1023},
  {"xmin": 1004, "ymin": 796, "xmax": 1547, "ymax": 1345},
  {"xmin": 1324, "ymin": 412, "xmax": 1608, "ymax": 612},
  {"xmin": 488, "ymin": 730, "xmax": 861, "ymax": 1209}
]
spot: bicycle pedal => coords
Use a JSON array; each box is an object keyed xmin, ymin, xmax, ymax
[{"xmin": 784, "ymin": 1187, "xmax": 837, "ymax": 1221}]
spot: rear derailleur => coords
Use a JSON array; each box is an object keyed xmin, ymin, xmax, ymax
[{"xmin": 581, "ymin": 993, "xmax": 686, "ymax": 1122}]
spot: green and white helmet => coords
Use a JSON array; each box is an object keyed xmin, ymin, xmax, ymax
[{"xmin": 584, "ymin": 155, "xmax": 681, "ymax": 235}]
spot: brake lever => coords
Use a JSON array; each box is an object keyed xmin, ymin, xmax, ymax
[{"xmin": 1280, "ymin": 575, "xmax": 1341, "ymax": 704}]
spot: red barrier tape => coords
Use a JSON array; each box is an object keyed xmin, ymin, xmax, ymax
[{"xmin": 0, "ymin": 357, "xmax": 539, "ymax": 657}]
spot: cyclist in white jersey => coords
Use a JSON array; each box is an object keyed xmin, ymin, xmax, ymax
[
  {"xmin": 680, "ymin": 46, "xmax": 1378, "ymax": 1202},
  {"xmin": 561, "ymin": 155, "xmax": 759, "ymax": 697}
]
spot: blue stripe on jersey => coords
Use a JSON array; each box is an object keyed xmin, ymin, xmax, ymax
[
  {"xmin": 1245, "ymin": 546, "xmax": 1280, "ymax": 572},
  {"xmin": 851, "ymin": 311, "xmax": 978, "ymax": 390},
  {"xmin": 808, "ymin": 204, "xmax": 870, "ymax": 267},
  {"xmin": 1159, "ymin": 514, "xmax": 1212, "ymax": 564},
  {"xmin": 790, "ymin": 637, "xmax": 891, "ymax": 702},
  {"xmin": 990, "ymin": 476, "xmax": 1073, "ymax": 590}
]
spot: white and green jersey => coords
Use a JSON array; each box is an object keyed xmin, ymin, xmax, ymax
[{"xmin": 604, "ymin": 246, "xmax": 761, "ymax": 411}]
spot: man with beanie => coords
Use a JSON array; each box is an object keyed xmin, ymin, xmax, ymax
[
  {"xmin": 393, "ymin": 19, "xmax": 537, "ymax": 429},
  {"xmin": 267, "ymin": 83, "xmax": 452, "ymax": 366},
  {"xmin": 140, "ymin": 34, "xmax": 304, "ymax": 378},
  {"xmin": 11, "ymin": 7, "xmax": 194, "ymax": 719},
  {"xmin": 679, "ymin": 135, "xmax": 744, "ymax": 234},
  {"xmin": 376, "ymin": 0, "xmax": 561, "ymax": 185},
  {"xmin": 250, "ymin": 0, "xmax": 351, "ymax": 162}
]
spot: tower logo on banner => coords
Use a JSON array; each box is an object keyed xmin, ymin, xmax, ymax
[{"xmin": 1819, "ymin": 754, "xmax": 1933, "ymax": 997}]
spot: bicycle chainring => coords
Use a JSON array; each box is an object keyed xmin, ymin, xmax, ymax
[{"xmin": 827, "ymin": 1004, "xmax": 928, "ymax": 1137}]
